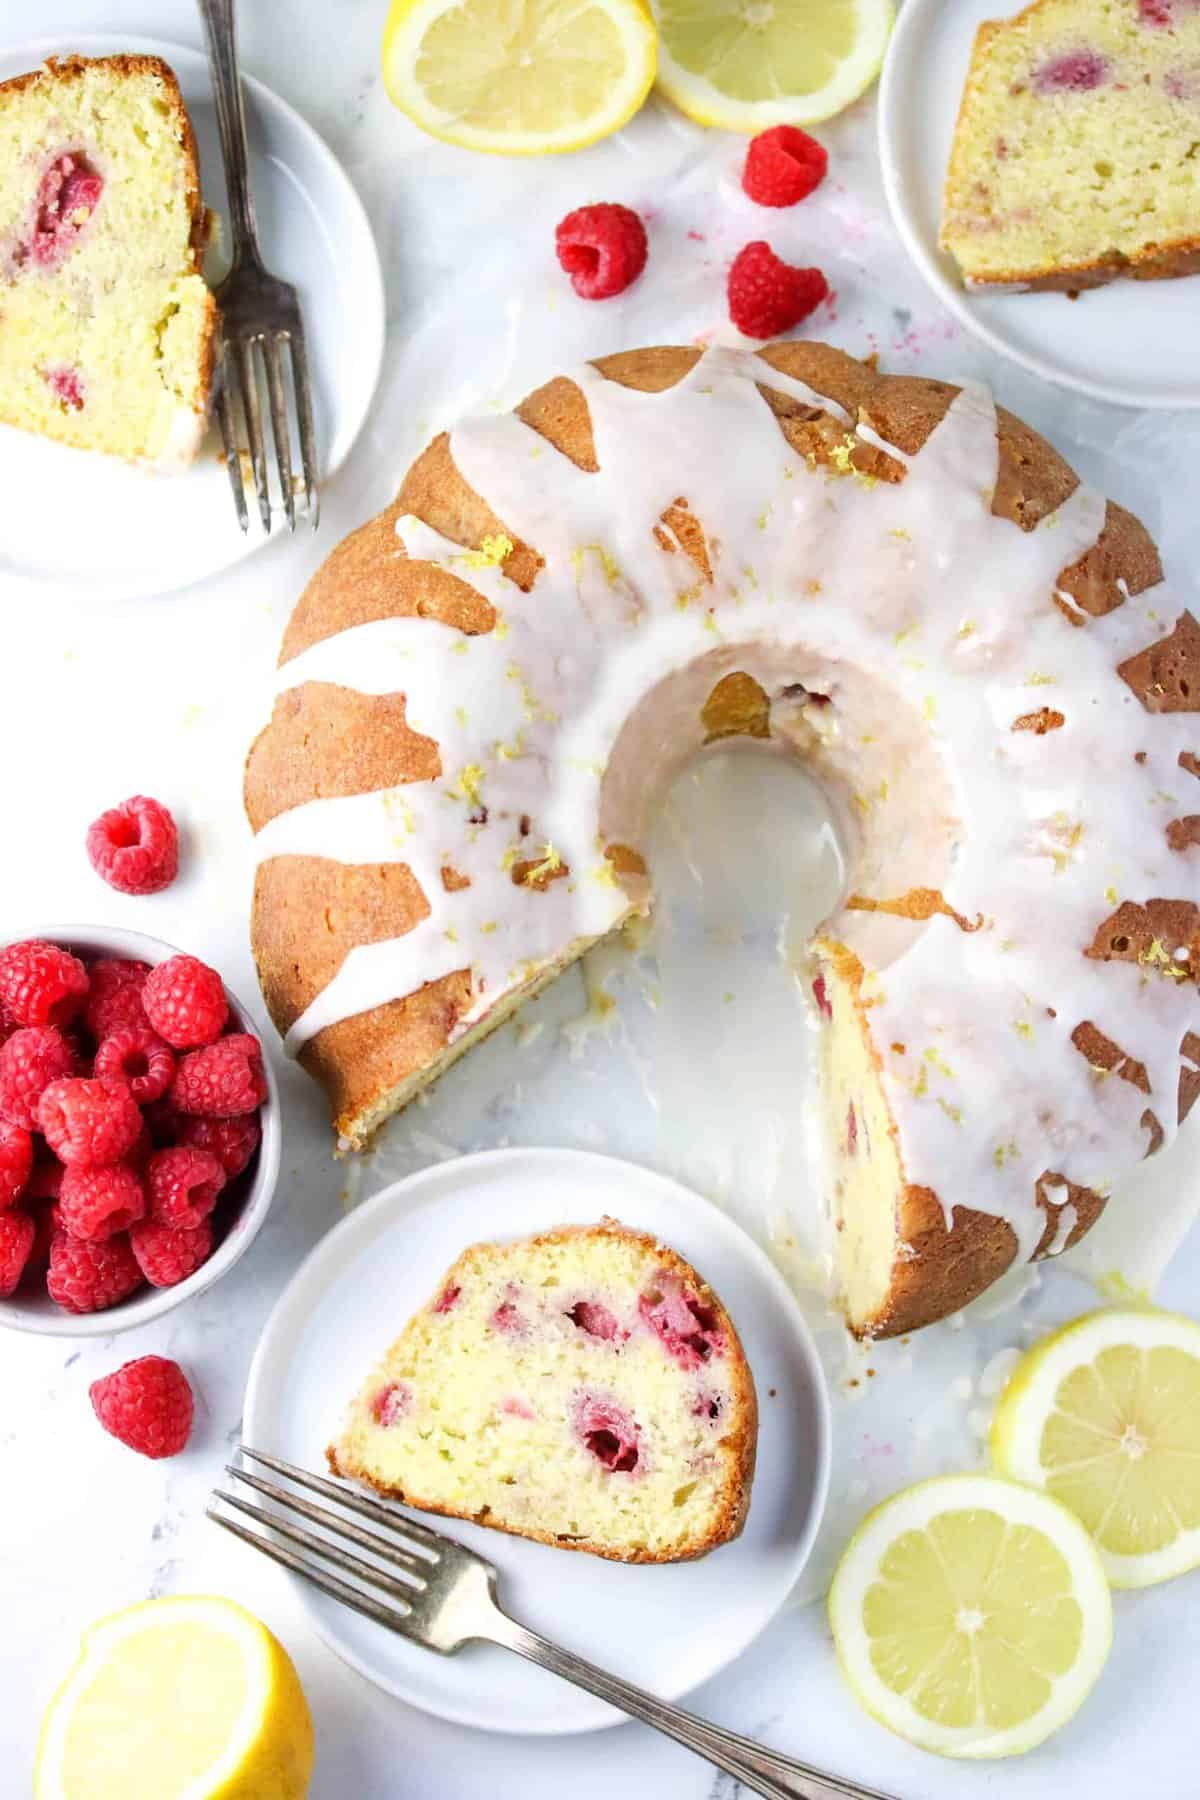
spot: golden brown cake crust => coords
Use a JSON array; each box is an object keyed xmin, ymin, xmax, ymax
[
  {"xmin": 247, "ymin": 343, "xmax": 1184, "ymax": 1334},
  {"xmin": 326, "ymin": 1220, "xmax": 759, "ymax": 1563}
]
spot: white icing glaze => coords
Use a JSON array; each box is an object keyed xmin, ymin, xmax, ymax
[{"xmin": 254, "ymin": 346, "xmax": 1199, "ymax": 1263}]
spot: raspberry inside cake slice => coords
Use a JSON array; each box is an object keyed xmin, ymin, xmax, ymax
[
  {"xmin": 940, "ymin": 0, "xmax": 1200, "ymax": 291},
  {"xmin": 0, "ymin": 55, "xmax": 216, "ymax": 465},
  {"xmin": 328, "ymin": 1221, "xmax": 758, "ymax": 1562}
]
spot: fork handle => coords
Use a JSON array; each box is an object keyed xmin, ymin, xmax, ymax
[
  {"xmin": 197, "ymin": 0, "xmax": 261, "ymax": 263},
  {"xmin": 489, "ymin": 1614, "xmax": 898, "ymax": 1800}
]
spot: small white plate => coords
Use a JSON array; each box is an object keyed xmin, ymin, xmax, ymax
[
  {"xmin": 878, "ymin": 0, "xmax": 1200, "ymax": 410},
  {"xmin": 0, "ymin": 33, "xmax": 385, "ymax": 597},
  {"xmin": 243, "ymin": 1147, "xmax": 831, "ymax": 1736}
]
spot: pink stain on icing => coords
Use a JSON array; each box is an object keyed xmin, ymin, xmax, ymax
[
  {"xmin": 639, "ymin": 1273, "xmax": 724, "ymax": 1369},
  {"xmin": 500, "ymin": 1395, "xmax": 535, "ymax": 1420},
  {"xmin": 1033, "ymin": 51, "xmax": 1110, "ymax": 92},
  {"xmin": 370, "ymin": 1381, "xmax": 411, "ymax": 1427},
  {"xmin": 18, "ymin": 153, "xmax": 104, "ymax": 271},
  {"xmin": 567, "ymin": 1299, "xmax": 625, "ymax": 1341},
  {"xmin": 813, "ymin": 975, "xmax": 832, "ymax": 1020},
  {"xmin": 573, "ymin": 1392, "xmax": 640, "ymax": 1472},
  {"xmin": 43, "ymin": 365, "xmax": 85, "ymax": 411},
  {"xmin": 432, "ymin": 1283, "xmax": 460, "ymax": 1313}
]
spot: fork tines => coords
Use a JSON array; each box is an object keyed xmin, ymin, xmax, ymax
[
  {"xmin": 214, "ymin": 329, "xmax": 319, "ymax": 537},
  {"xmin": 207, "ymin": 1446, "xmax": 442, "ymax": 1640}
]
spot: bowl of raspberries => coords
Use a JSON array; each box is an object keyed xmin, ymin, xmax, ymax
[{"xmin": 0, "ymin": 927, "xmax": 280, "ymax": 1335}]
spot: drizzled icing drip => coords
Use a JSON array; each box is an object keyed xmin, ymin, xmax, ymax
[{"xmin": 255, "ymin": 347, "xmax": 1197, "ymax": 1262}]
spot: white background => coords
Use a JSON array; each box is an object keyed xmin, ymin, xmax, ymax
[{"xmin": 3, "ymin": 1, "xmax": 1200, "ymax": 1795}]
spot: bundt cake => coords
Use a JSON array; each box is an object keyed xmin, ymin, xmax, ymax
[
  {"xmin": 0, "ymin": 54, "xmax": 216, "ymax": 464},
  {"xmin": 245, "ymin": 340, "xmax": 1200, "ymax": 1339},
  {"xmin": 941, "ymin": 0, "xmax": 1200, "ymax": 292},
  {"xmin": 328, "ymin": 1220, "xmax": 757, "ymax": 1562}
]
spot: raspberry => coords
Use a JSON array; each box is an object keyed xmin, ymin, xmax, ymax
[
  {"xmin": 0, "ymin": 1026, "xmax": 76, "ymax": 1129},
  {"xmin": 742, "ymin": 125, "xmax": 828, "ymax": 207},
  {"xmin": 727, "ymin": 241, "xmax": 828, "ymax": 339},
  {"xmin": 83, "ymin": 958, "xmax": 150, "ymax": 1041},
  {"xmin": 0, "ymin": 1121, "xmax": 33, "ymax": 1208},
  {"xmin": 0, "ymin": 1209, "xmax": 35, "ymax": 1295},
  {"xmin": 38, "ymin": 1074, "xmax": 142, "ymax": 1167},
  {"xmin": 47, "ymin": 1229, "xmax": 143, "ymax": 1312},
  {"xmin": 59, "ymin": 1163, "xmax": 145, "ymax": 1240},
  {"xmin": 89, "ymin": 1356, "xmax": 193, "ymax": 1458},
  {"xmin": 171, "ymin": 1034, "xmax": 268, "ymax": 1118},
  {"xmin": 0, "ymin": 997, "xmax": 18, "ymax": 1049},
  {"xmin": 94, "ymin": 1025, "xmax": 175, "ymax": 1103},
  {"xmin": 0, "ymin": 939, "xmax": 88, "ymax": 1029},
  {"xmin": 142, "ymin": 956, "xmax": 228, "ymax": 1049},
  {"xmin": 177, "ymin": 1113, "xmax": 261, "ymax": 1180},
  {"xmin": 145, "ymin": 1146, "xmax": 226, "ymax": 1229},
  {"xmin": 129, "ymin": 1216, "xmax": 214, "ymax": 1288},
  {"xmin": 86, "ymin": 795, "xmax": 179, "ymax": 896},
  {"xmin": 555, "ymin": 203, "xmax": 648, "ymax": 300}
]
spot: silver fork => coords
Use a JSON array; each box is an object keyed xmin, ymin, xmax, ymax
[
  {"xmin": 198, "ymin": 0, "xmax": 319, "ymax": 533},
  {"xmin": 209, "ymin": 1447, "xmax": 899, "ymax": 1800}
]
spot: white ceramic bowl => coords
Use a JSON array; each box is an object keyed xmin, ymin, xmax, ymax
[{"xmin": 0, "ymin": 925, "xmax": 281, "ymax": 1337}]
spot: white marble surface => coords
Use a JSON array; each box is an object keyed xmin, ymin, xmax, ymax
[{"xmin": 4, "ymin": 2, "xmax": 1200, "ymax": 1795}]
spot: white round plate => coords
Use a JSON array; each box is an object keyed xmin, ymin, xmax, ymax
[
  {"xmin": 0, "ymin": 34, "xmax": 385, "ymax": 597},
  {"xmin": 879, "ymin": 0, "xmax": 1200, "ymax": 409},
  {"xmin": 243, "ymin": 1147, "xmax": 831, "ymax": 1736}
]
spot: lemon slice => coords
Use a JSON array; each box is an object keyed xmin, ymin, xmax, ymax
[
  {"xmin": 381, "ymin": 0, "xmax": 657, "ymax": 156},
  {"xmin": 828, "ymin": 1474, "xmax": 1112, "ymax": 1759},
  {"xmin": 653, "ymin": 0, "xmax": 893, "ymax": 130},
  {"xmin": 35, "ymin": 1596, "xmax": 314, "ymax": 1800},
  {"xmin": 991, "ymin": 1307, "xmax": 1200, "ymax": 1589}
]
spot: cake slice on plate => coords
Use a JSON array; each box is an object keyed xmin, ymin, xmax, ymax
[
  {"xmin": 328, "ymin": 1220, "xmax": 758, "ymax": 1563},
  {"xmin": 940, "ymin": 0, "xmax": 1200, "ymax": 291},
  {"xmin": 0, "ymin": 54, "xmax": 216, "ymax": 464}
]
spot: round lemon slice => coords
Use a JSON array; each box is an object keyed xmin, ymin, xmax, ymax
[
  {"xmin": 381, "ymin": 0, "xmax": 657, "ymax": 156},
  {"xmin": 991, "ymin": 1306, "xmax": 1200, "ymax": 1589},
  {"xmin": 828, "ymin": 1474, "xmax": 1112, "ymax": 1759},
  {"xmin": 35, "ymin": 1595, "xmax": 314, "ymax": 1800},
  {"xmin": 653, "ymin": 0, "xmax": 894, "ymax": 130}
]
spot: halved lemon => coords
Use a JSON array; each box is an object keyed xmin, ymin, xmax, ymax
[
  {"xmin": 991, "ymin": 1307, "xmax": 1200, "ymax": 1589},
  {"xmin": 35, "ymin": 1595, "xmax": 314, "ymax": 1800},
  {"xmin": 654, "ymin": 0, "xmax": 893, "ymax": 130},
  {"xmin": 828, "ymin": 1474, "xmax": 1112, "ymax": 1759},
  {"xmin": 381, "ymin": 0, "xmax": 657, "ymax": 156}
]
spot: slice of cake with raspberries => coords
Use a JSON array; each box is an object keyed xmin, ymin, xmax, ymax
[
  {"xmin": 941, "ymin": 0, "xmax": 1200, "ymax": 291},
  {"xmin": 0, "ymin": 54, "xmax": 216, "ymax": 464},
  {"xmin": 328, "ymin": 1221, "xmax": 758, "ymax": 1563}
]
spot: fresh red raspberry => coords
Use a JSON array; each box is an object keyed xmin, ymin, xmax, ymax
[
  {"xmin": 555, "ymin": 203, "xmax": 648, "ymax": 300},
  {"xmin": 59, "ymin": 1162, "xmax": 145, "ymax": 1240},
  {"xmin": 142, "ymin": 956, "xmax": 228, "ymax": 1049},
  {"xmin": 85, "ymin": 795, "xmax": 179, "ymax": 896},
  {"xmin": 83, "ymin": 958, "xmax": 151, "ymax": 1041},
  {"xmin": 145, "ymin": 1146, "xmax": 226, "ymax": 1229},
  {"xmin": 89, "ymin": 1355, "xmax": 193, "ymax": 1457},
  {"xmin": 46, "ymin": 1229, "xmax": 143, "ymax": 1312},
  {"xmin": 0, "ymin": 1121, "xmax": 33, "ymax": 1208},
  {"xmin": 727, "ymin": 241, "xmax": 828, "ymax": 339},
  {"xmin": 0, "ymin": 1026, "xmax": 76, "ymax": 1130},
  {"xmin": 38, "ymin": 1074, "xmax": 142, "ymax": 1167},
  {"xmin": 0, "ymin": 1209, "xmax": 35, "ymax": 1295},
  {"xmin": 171, "ymin": 1034, "xmax": 267, "ymax": 1118},
  {"xmin": 178, "ymin": 1113, "xmax": 261, "ymax": 1180},
  {"xmin": 0, "ymin": 940, "xmax": 89, "ymax": 1030},
  {"xmin": 24, "ymin": 1153, "xmax": 64, "ymax": 1204},
  {"xmin": 130, "ymin": 1216, "xmax": 214, "ymax": 1287},
  {"xmin": 0, "ymin": 997, "xmax": 18, "ymax": 1049},
  {"xmin": 742, "ymin": 125, "xmax": 828, "ymax": 207},
  {"xmin": 93, "ymin": 1025, "xmax": 175, "ymax": 1104}
]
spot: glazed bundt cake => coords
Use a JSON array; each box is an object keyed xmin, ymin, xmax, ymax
[
  {"xmin": 328, "ymin": 1221, "xmax": 757, "ymax": 1562},
  {"xmin": 941, "ymin": 0, "xmax": 1200, "ymax": 291},
  {"xmin": 246, "ymin": 340, "xmax": 1200, "ymax": 1339},
  {"xmin": 0, "ymin": 55, "xmax": 215, "ymax": 464}
]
